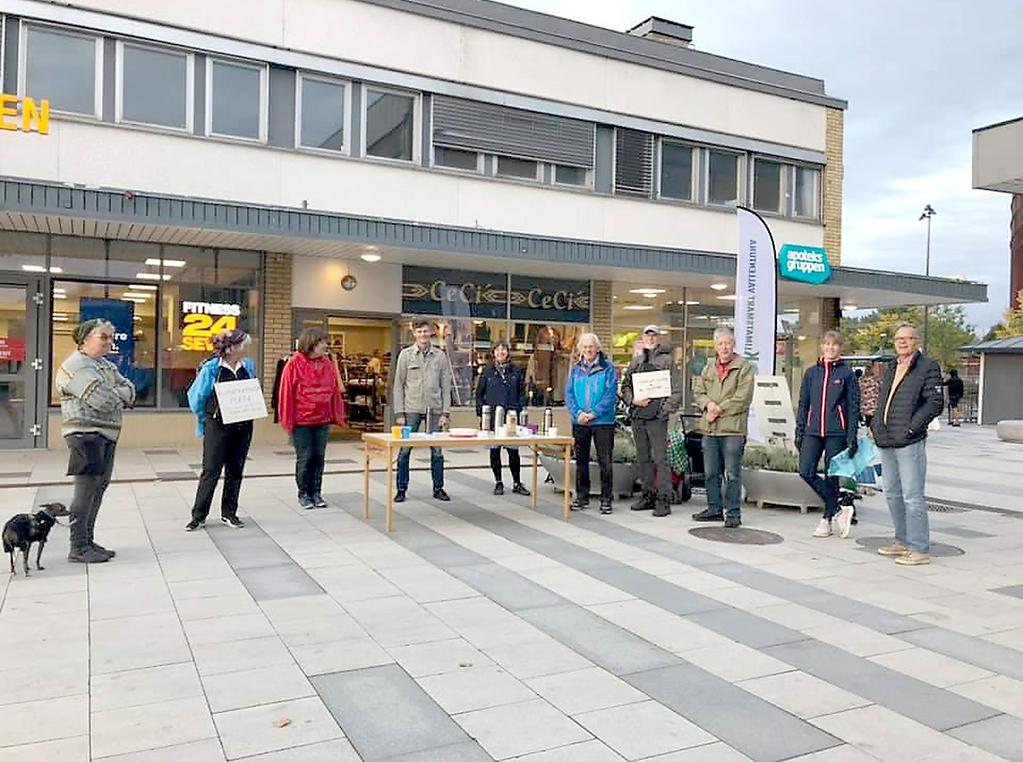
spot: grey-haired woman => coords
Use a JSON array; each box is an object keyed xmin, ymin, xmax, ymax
[
  {"xmin": 186, "ymin": 329, "xmax": 255, "ymax": 531},
  {"xmin": 55, "ymin": 319, "xmax": 135, "ymax": 563}
]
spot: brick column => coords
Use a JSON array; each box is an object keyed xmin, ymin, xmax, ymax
[
  {"xmin": 262, "ymin": 252, "xmax": 293, "ymax": 405},
  {"xmin": 591, "ymin": 280, "xmax": 613, "ymax": 350},
  {"xmin": 823, "ymin": 107, "xmax": 844, "ymax": 266}
]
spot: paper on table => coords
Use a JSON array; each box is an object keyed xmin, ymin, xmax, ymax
[{"xmin": 632, "ymin": 369, "xmax": 671, "ymax": 400}]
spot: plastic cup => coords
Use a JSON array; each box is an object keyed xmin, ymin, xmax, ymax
[
  {"xmin": 401, "ymin": 426, "xmax": 411, "ymax": 439},
  {"xmin": 391, "ymin": 426, "xmax": 402, "ymax": 438}
]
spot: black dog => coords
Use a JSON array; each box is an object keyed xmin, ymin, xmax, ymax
[{"xmin": 3, "ymin": 502, "xmax": 70, "ymax": 576}]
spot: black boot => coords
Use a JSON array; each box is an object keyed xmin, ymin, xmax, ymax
[
  {"xmin": 631, "ymin": 492, "xmax": 655, "ymax": 511},
  {"xmin": 68, "ymin": 546, "xmax": 110, "ymax": 563},
  {"xmin": 570, "ymin": 495, "xmax": 590, "ymax": 511},
  {"xmin": 691, "ymin": 508, "xmax": 724, "ymax": 521},
  {"xmin": 652, "ymin": 496, "xmax": 671, "ymax": 517}
]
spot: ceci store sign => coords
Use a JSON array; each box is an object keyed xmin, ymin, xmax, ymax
[
  {"xmin": 778, "ymin": 244, "xmax": 832, "ymax": 285},
  {"xmin": 181, "ymin": 301, "xmax": 241, "ymax": 351},
  {"xmin": 0, "ymin": 95, "xmax": 50, "ymax": 134}
]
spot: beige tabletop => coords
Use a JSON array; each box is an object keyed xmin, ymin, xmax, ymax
[{"xmin": 362, "ymin": 431, "xmax": 575, "ymax": 531}]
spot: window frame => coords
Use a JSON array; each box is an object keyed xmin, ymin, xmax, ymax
[
  {"xmin": 18, "ymin": 21, "xmax": 104, "ymax": 120},
  {"xmin": 495, "ymin": 154, "xmax": 542, "ymax": 182},
  {"xmin": 294, "ymin": 71, "xmax": 351, "ymax": 156},
  {"xmin": 361, "ymin": 84, "xmax": 421, "ymax": 164},
  {"xmin": 431, "ymin": 145, "xmax": 483, "ymax": 173},
  {"xmin": 552, "ymin": 163, "xmax": 592, "ymax": 189},
  {"xmin": 656, "ymin": 138, "xmax": 697, "ymax": 202},
  {"xmin": 114, "ymin": 39, "xmax": 194, "ymax": 133},
  {"xmin": 791, "ymin": 163, "xmax": 822, "ymax": 220},
  {"xmin": 703, "ymin": 148, "xmax": 744, "ymax": 208},
  {"xmin": 204, "ymin": 56, "xmax": 269, "ymax": 144}
]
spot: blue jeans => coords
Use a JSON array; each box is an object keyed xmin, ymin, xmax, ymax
[
  {"xmin": 799, "ymin": 435, "xmax": 846, "ymax": 519},
  {"xmin": 703, "ymin": 435, "xmax": 745, "ymax": 519},
  {"xmin": 880, "ymin": 441, "xmax": 929, "ymax": 552},
  {"xmin": 396, "ymin": 411, "xmax": 444, "ymax": 492}
]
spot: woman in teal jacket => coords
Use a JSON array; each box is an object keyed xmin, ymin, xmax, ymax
[{"xmin": 564, "ymin": 333, "xmax": 618, "ymax": 514}]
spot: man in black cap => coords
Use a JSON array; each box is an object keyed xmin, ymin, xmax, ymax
[{"xmin": 621, "ymin": 325, "xmax": 682, "ymax": 517}]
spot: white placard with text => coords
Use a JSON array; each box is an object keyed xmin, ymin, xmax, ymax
[
  {"xmin": 214, "ymin": 378, "xmax": 268, "ymax": 424},
  {"xmin": 632, "ymin": 369, "xmax": 671, "ymax": 400}
]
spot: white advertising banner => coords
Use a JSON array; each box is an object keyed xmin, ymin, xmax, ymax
[{"xmin": 735, "ymin": 208, "xmax": 778, "ymax": 442}]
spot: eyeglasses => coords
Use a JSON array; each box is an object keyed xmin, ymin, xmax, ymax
[{"xmin": 94, "ymin": 333, "xmax": 115, "ymax": 341}]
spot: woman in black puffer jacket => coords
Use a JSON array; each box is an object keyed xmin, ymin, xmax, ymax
[{"xmin": 475, "ymin": 340, "xmax": 530, "ymax": 497}]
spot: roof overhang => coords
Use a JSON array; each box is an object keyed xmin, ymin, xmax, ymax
[
  {"xmin": 0, "ymin": 179, "xmax": 985, "ymax": 310},
  {"xmin": 973, "ymin": 117, "xmax": 1023, "ymax": 194}
]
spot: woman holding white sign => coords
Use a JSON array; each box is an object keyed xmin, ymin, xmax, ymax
[{"xmin": 186, "ymin": 329, "xmax": 256, "ymax": 531}]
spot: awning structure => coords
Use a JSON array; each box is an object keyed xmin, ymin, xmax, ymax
[
  {"xmin": 960, "ymin": 336, "xmax": 1023, "ymax": 355},
  {"xmin": 0, "ymin": 178, "xmax": 987, "ymax": 309},
  {"xmin": 973, "ymin": 117, "xmax": 1023, "ymax": 194}
]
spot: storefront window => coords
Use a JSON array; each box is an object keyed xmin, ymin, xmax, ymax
[
  {"xmin": 159, "ymin": 247, "xmax": 262, "ymax": 408},
  {"xmin": 50, "ymin": 280, "xmax": 158, "ymax": 406},
  {"xmin": 0, "ymin": 231, "xmax": 48, "ymax": 272}
]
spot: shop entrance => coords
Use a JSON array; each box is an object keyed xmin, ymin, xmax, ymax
[
  {"xmin": 292, "ymin": 311, "xmax": 395, "ymax": 439},
  {"xmin": 0, "ymin": 277, "xmax": 45, "ymax": 449}
]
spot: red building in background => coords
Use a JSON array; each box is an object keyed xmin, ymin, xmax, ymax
[{"xmin": 1011, "ymin": 194, "xmax": 1023, "ymax": 311}]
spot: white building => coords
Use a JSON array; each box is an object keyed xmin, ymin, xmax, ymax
[{"xmin": 0, "ymin": 0, "xmax": 986, "ymax": 448}]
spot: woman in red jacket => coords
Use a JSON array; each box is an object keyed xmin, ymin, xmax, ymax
[{"xmin": 279, "ymin": 327, "xmax": 347, "ymax": 509}]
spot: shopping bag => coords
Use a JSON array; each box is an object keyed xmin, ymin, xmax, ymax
[{"xmin": 827, "ymin": 435, "xmax": 880, "ymax": 478}]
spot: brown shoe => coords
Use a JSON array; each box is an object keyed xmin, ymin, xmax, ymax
[
  {"xmin": 877, "ymin": 543, "xmax": 909, "ymax": 557},
  {"xmin": 895, "ymin": 551, "xmax": 931, "ymax": 566}
]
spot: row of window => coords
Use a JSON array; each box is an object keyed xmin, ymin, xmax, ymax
[{"xmin": 15, "ymin": 21, "xmax": 820, "ymax": 218}]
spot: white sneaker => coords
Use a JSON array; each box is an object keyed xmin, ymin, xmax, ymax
[
  {"xmin": 813, "ymin": 518, "xmax": 832, "ymax": 538},
  {"xmin": 836, "ymin": 505, "xmax": 855, "ymax": 538}
]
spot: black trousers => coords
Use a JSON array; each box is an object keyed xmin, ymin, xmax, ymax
[
  {"xmin": 192, "ymin": 415, "xmax": 253, "ymax": 522},
  {"xmin": 293, "ymin": 424, "xmax": 330, "ymax": 498},
  {"xmin": 66, "ymin": 434, "xmax": 117, "ymax": 552},
  {"xmin": 573, "ymin": 424, "xmax": 614, "ymax": 502},
  {"xmin": 799, "ymin": 434, "xmax": 846, "ymax": 519},
  {"xmin": 490, "ymin": 447, "xmax": 522, "ymax": 485},
  {"xmin": 633, "ymin": 418, "xmax": 669, "ymax": 498}
]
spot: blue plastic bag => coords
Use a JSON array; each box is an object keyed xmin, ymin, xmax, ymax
[{"xmin": 827, "ymin": 435, "xmax": 880, "ymax": 478}]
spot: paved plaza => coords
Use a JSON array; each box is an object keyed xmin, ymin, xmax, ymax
[{"xmin": 1, "ymin": 425, "xmax": 1022, "ymax": 761}]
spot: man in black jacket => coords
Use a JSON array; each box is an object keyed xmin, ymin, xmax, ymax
[
  {"xmin": 871, "ymin": 323, "xmax": 944, "ymax": 566},
  {"xmin": 621, "ymin": 325, "xmax": 683, "ymax": 517}
]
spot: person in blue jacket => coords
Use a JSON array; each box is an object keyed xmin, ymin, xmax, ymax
[
  {"xmin": 565, "ymin": 333, "xmax": 619, "ymax": 514},
  {"xmin": 796, "ymin": 330, "xmax": 860, "ymax": 539},
  {"xmin": 186, "ymin": 330, "xmax": 257, "ymax": 532},
  {"xmin": 476, "ymin": 340, "xmax": 530, "ymax": 497}
]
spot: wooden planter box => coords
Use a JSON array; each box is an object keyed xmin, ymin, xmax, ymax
[
  {"xmin": 741, "ymin": 468, "xmax": 824, "ymax": 514},
  {"xmin": 539, "ymin": 455, "xmax": 637, "ymax": 499}
]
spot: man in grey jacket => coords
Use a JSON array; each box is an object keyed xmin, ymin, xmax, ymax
[
  {"xmin": 621, "ymin": 325, "xmax": 683, "ymax": 517},
  {"xmin": 393, "ymin": 319, "xmax": 452, "ymax": 502}
]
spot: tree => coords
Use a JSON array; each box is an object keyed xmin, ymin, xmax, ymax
[
  {"xmin": 989, "ymin": 290, "xmax": 1023, "ymax": 340},
  {"xmin": 841, "ymin": 305, "xmax": 977, "ymax": 370}
]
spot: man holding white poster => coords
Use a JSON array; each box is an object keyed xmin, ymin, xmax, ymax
[{"xmin": 621, "ymin": 325, "xmax": 682, "ymax": 517}]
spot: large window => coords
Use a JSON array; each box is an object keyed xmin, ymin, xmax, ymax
[
  {"xmin": 207, "ymin": 58, "xmax": 266, "ymax": 141},
  {"xmin": 793, "ymin": 166, "xmax": 821, "ymax": 219},
  {"xmin": 117, "ymin": 41, "xmax": 192, "ymax": 130},
  {"xmin": 365, "ymin": 88, "xmax": 416, "ymax": 161},
  {"xmin": 21, "ymin": 24, "xmax": 102, "ymax": 118},
  {"xmin": 660, "ymin": 141, "xmax": 694, "ymax": 201},
  {"xmin": 707, "ymin": 150, "xmax": 741, "ymax": 207},
  {"xmin": 753, "ymin": 158, "xmax": 784, "ymax": 214},
  {"xmin": 297, "ymin": 74, "xmax": 347, "ymax": 153}
]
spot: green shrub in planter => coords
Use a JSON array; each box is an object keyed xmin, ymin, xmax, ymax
[{"xmin": 742, "ymin": 446, "xmax": 799, "ymax": 473}]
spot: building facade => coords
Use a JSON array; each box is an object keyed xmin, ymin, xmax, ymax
[{"xmin": 1, "ymin": 0, "xmax": 986, "ymax": 449}]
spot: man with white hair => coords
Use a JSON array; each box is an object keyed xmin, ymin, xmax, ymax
[{"xmin": 691, "ymin": 326, "xmax": 754, "ymax": 528}]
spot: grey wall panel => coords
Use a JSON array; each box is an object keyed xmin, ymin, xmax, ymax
[
  {"xmin": 982, "ymin": 355, "xmax": 1023, "ymax": 424},
  {"xmin": 101, "ymin": 37, "xmax": 115, "ymax": 122},
  {"xmin": 2, "ymin": 16, "xmax": 18, "ymax": 93},
  {"xmin": 350, "ymin": 82, "xmax": 362, "ymax": 157},
  {"xmin": 594, "ymin": 125, "xmax": 613, "ymax": 194},
  {"xmin": 420, "ymin": 93, "xmax": 431, "ymax": 167},
  {"xmin": 192, "ymin": 54, "xmax": 205, "ymax": 136},
  {"xmin": 433, "ymin": 95, "xmax": 594, "ymax": 167},
  {"xmin": 267, "ymin": 65, "xmax": 296, "ymax": 148}
]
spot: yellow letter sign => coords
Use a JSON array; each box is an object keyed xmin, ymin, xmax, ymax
[{"xmin": 0, "ymin": 95, "xmax": 50, "ymax": 134}]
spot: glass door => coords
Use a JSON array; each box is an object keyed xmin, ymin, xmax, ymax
[{"xmin": 0, "ymin": 280, "xmax": 42, "ymax": 448}]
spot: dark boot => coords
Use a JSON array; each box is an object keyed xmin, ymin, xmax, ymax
[
  {"xmin": 691, "ymin": 508, "xmax": 724, "ymax": 521},
  {"xmin": 631, "ymin": 492, "xmax": 655, "ymax": 511},
  {"xmin": 68, "ymin": 546, "xmax": 110, "ymax": 563},
  {"xmin": 652, "ymin": 496, "xmax": 671, "ymax": 517}
]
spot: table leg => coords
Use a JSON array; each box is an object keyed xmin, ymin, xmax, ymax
[
  {"xmin": 531, "ymin": 444, "xmax": 538, "ymax": 511},
  {"xmin": 563, "ymin": 443, "xmax": 571, "ymax": 520},
  {"xmin": 386, "ymin": 447, "xmax": 394, "ymax": 533},
  {"xmin": 363, "ymin": 443, "xmax": 371, "ymax": 520}
]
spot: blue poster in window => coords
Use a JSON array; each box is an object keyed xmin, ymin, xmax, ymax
[{"xmin": 80, "ymin": 298, "xmax": 135, "ymax": 378}]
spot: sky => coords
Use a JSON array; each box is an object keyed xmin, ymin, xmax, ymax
[{"xmin": 509, "ymin": 0, "xmax": 1020, "ymax": 333}]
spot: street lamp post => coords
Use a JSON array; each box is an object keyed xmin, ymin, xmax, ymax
[{"xmin": 919, "ymin": 204, "xmax": 936, "ymax": 353}]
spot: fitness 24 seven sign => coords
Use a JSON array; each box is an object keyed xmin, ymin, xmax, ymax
[
  {"xmin": 181, "ymin": 301, "xmax": 241, "ymax": 351},
  {"xmin": 778, "ymin": 244, "xmax": 832, "ymax": 285}
]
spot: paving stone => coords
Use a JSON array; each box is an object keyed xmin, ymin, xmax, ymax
[
  {"xmin": 508, "ymin": 740, "xmax": 626, "ymax": 761},
  {"xmin": 90, "ymin": 663, "xmax": 203, "ymax": 712},
  {"xmin": 0, "ymin": 736, "xmax": 90, "ymax": 762},
  {"xmin": 231, "ymin": 739, "xmax": 361, "ymax": 761},
  {"xmin": 95, "ymin": 738, "xmax": 226, "ymax": 761},
  {"xmin": 212, "ymin": 696, "xmax": 342, "ymax": 760},
  {"xmin": 454, "ymin": 698, "xmax": 592, "ymax": 760},
  {"xmin": 311, "ymin": 664, "xmax": 481, "ymax": 760},
  {"xmin": 737, "ymin": 671, "xmax": 871, "ymax": 719},
  {"xmin": 947, "ymin": 714, "xmax": 1023, "ymax": 762},
  {"xmin": 574, "ymin": 700, "xmax": 715, "ymax": 759},
  {"xmin": 418, "ymin": 664, "xmax": 536, "ymax": 714},
  {"xmin": 526, "ymin": 667, "xmax": 647, "ymax": 715},
  {"xmin": 201, "ymin": 662, "xmax": 315, "ymax": 713},
  {"xmin": 91, "ymin": 696, "xmax": 216, "ymax": 759},
  {"xmin": 0, "ymin": 694, "xmax": 87, "ymax": 749}
]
